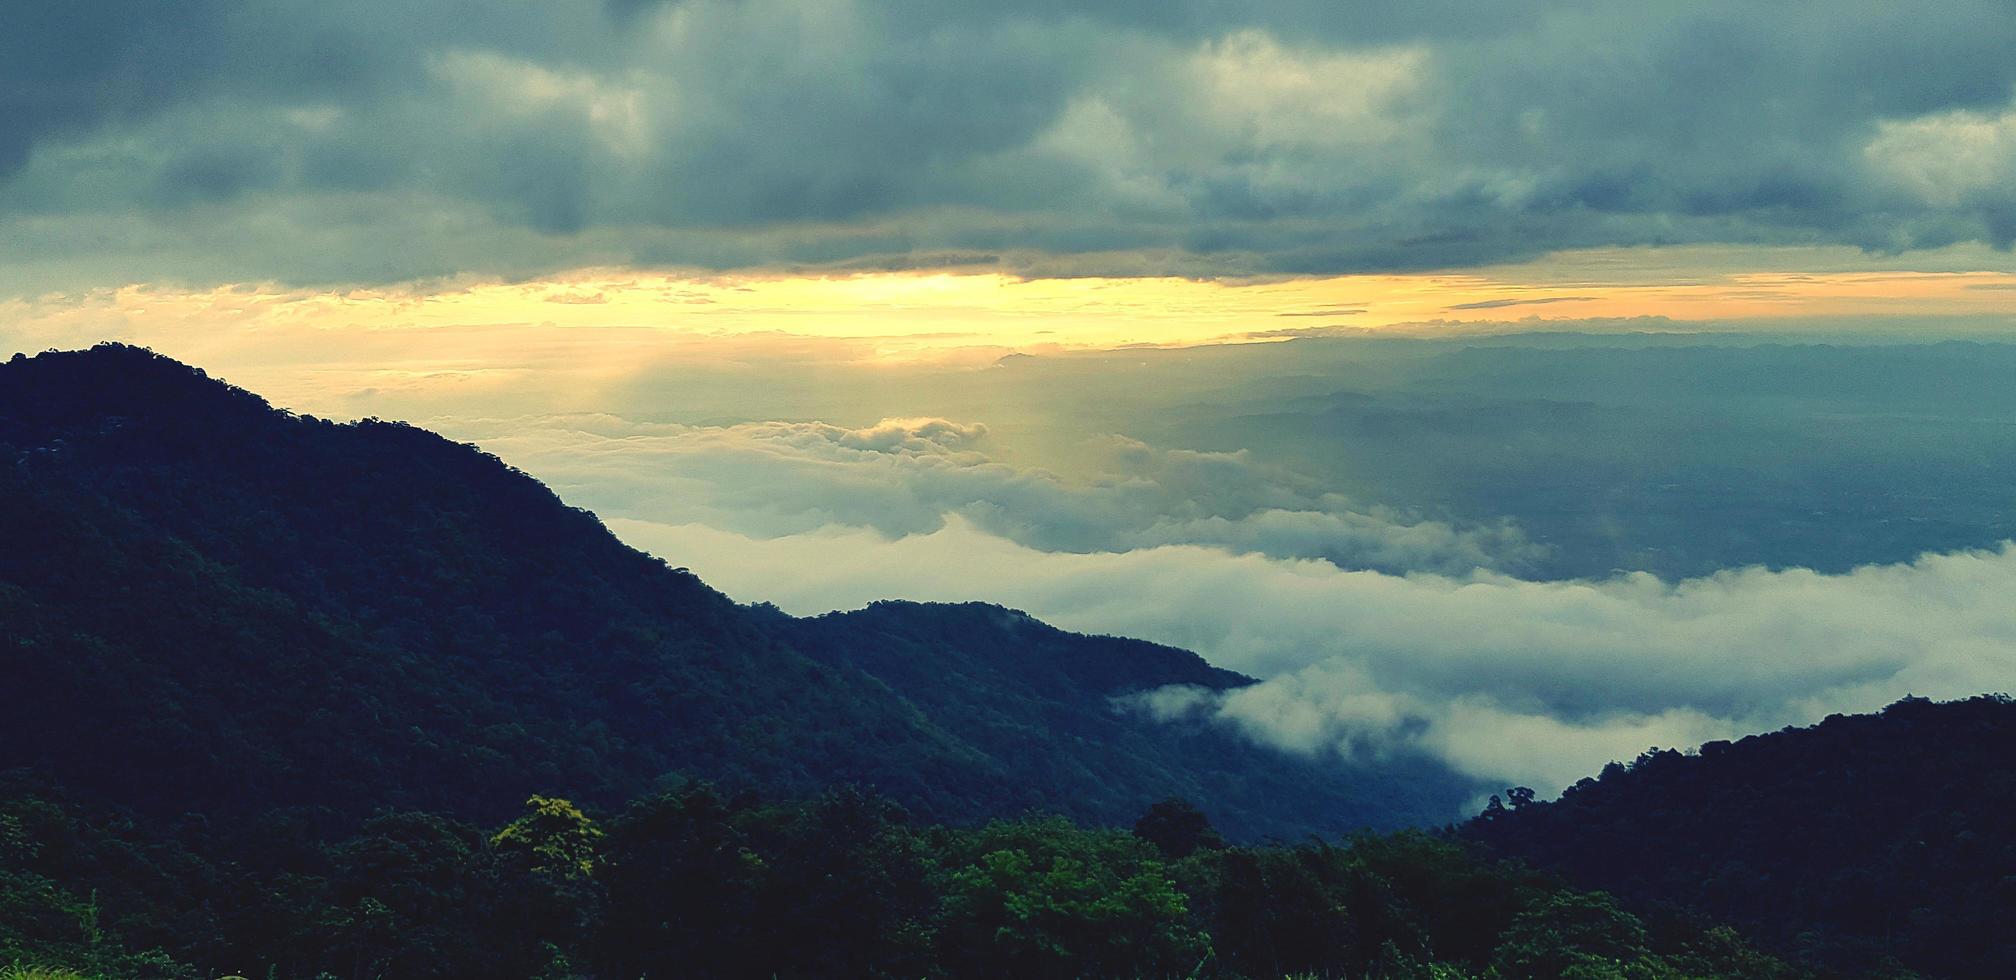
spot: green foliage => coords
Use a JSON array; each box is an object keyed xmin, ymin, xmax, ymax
[
  {"xmin": 1490, "ymin": 892, "xmax": 1656, "ymax": 979},
  {"xmin": 0, "ymin": 784, "xmax": 1820, "ymax": 979},
  {"xmin": 0, "ymin": 966, "xmax": 92, "ymax": 980},
  {"xmin": 492, "ymin": 797, "xmax": 604, "ymax": 880},
  {"xmin": 931, "ymin": 818, "xmax": 1210, "ymax": 978}
]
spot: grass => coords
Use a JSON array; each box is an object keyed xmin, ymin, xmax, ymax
[{"xmin": 0, "ymin": 965, "xmax": 92, "ymax": 980}]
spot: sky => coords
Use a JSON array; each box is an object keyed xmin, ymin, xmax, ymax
[{"xmin": 8, "ymin": 0, "xmax": 2016, "ymax": 803}]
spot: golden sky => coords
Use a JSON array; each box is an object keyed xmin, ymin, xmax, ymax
[{"xmin": 6, "ymin": 243, "xmax": 2016, "ymax": 416}]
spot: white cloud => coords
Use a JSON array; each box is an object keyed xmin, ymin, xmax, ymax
[
  {"xmin": 1865, "ymin": 101, "xmax": 2016, "ymax": 208},
  {"xmin": 452, "ymin": 414, "xmax": 1536, "ymax": 575},
  {"xmin": 1187, "ymin": 32, "xmax": 1426, "ymax": 152},
  {"xmin": 434, "ymin": 49, "xmax": 653, "ymax": 158},
  {"xmin": 603, "ymin": 515, "xmax": 2016, "ymax": 793}
]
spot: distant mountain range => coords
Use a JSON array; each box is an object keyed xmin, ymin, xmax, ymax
[{"xmin": 0, "ymin": 343, "xmax": 1476, "ymax": 840}]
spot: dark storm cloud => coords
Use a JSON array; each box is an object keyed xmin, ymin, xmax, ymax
[{"xmin": 6, "ymin": 0, "xmax": 2016, "ymax": 288}]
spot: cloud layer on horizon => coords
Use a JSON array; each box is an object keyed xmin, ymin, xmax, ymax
[
  {"xmin": 603, "ymin": 514, "xmax": 2016, "ymax": 796},
  {"xmin": 8, "ymin": 1, "xmax": 2016, "ymax": 290},
  {"xmin": 452, "ymin": 413, "xmax": 1540, "ymax": 575}
]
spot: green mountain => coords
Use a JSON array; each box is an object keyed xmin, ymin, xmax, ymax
[
  {"xmin": 1464, "ymin": 695, "xmax": 2016, "ymax": 979},
  {"xmin": 0, "ymin": 344, "xmax": 1993, "ymax": 980},
  {"xmin": 779, "ymin": 601, "xmax": 1465, "ymax": 837},
  {"xmin": 0, "ymin": 343, "xmax": 1475, "ymax": 840}
]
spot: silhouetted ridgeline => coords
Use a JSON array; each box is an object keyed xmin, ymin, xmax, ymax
[
  {"xmin": 1465, "ymin": 695, "xmax": 2016, "ymax": 979},
  {"xmin": 1, "ymin": 345, "xmax": 2006, "ymax": 979},
  {"xmin": 0, "ymin": 343, "xmax": 1475, "ymax": 841}
]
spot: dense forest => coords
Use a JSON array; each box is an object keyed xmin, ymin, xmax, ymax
[
  {"xmin": 11, "ymin": 693, "xmax": 1999, "ymax": 975},
  {"xmin": 1, "ymin": 346, "xmax": 2010, "ymax": 977},
  {"xmin": 10, "ymin": 700, "xmax": 2008, "ymax": 978},
  {"xmin": 1466, "ymin": 695, "xmax": 2016, "ymax": 980},
  {"xmin": 1, "ymin": 778, "xmax": 1824, "ymax": 979}
]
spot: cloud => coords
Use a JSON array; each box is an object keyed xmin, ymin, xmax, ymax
[
  {"xmin": 1444, "ymin": 296, "xmax": 1599, "ymax": 310},
  {"xmin": 1864, "ymin": 101, "xmax": 2016, "ymax": 242},
  {"xmin": 1238, "ymin": 325, "xmax": 1375, "ymax": 340},
  {"xmin": 601, "ymin": 516, "xmax": 2016, "ymax": 794},
  {"xmin": 7, "ymin": 2, "xmax": 2016, "ymax": 289},
  {"xmin": 450, "ymin": 414, "xmax": 1538, "ymax": 576},
  {"xmin": 1275, "ymin": 308, "xmax": 1369, "ymax": 317}
]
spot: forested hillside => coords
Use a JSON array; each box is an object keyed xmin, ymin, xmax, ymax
[
  {"xmin": 779, "ymin": 601, "xmax": 1469, "ymax": 839},
  {"xmin": 0, "ymin": 344, "xmax": 1473, "ymax": 840},
  {"xmin": 3, "ymin": 345, "xmax": 2006, "ymax": 978},
  {"xmin": 0, "ymin": 780, "xmax": 1818, "ymax": 979},
  {"xmin": 1466, "ymin": 696, "xmax": 2016, "ymax": 979}
]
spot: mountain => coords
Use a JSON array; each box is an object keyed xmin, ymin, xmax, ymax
[
  {"xmin": 0, "ymin": 343, "xmax": 1476, "ymax": 840},
  {"xmin": 0, "ymin": 344, "xmax": 1995, "ymax": 980},
  {"xmin": 778, "ymin": 601, "xmax": 1467, "ymax": 837},
  {"xmin": 1463, "ymin": 695, "xmax": 2016, "ymax": 979}
]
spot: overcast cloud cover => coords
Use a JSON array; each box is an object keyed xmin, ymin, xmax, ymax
[{"xmin": 9, "ymin": 0, "xmax": 2016, "ymax": 290}]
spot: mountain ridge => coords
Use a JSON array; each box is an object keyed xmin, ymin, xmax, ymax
[{"xmin": 0, "ymin": 343, "xmax": 1478, "ymax": 839}]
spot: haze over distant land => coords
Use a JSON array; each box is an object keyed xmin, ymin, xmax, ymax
[{"xmin": 6, "ymin": 0, "xmax": 2016, "ymax": 796}]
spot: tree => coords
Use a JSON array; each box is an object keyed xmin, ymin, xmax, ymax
[
  {"xmin": 594, "ymin": 786, "xmax": 765, "ymax": 978},
  {"xmin": 1492, "ymin": 891, "xmax": 1659, "ymax": 979},
  {"xmin": 1131, "ymin": 798, "xmax": 1226, "ymax": 859},
  {"xmin": 487, "ymin": 796, "xmax": 605, "ymax": 974},
  {"xmin": 491, "ymin": 796, "xmax": 602, "ymax": 881},
  {"xmin": 931, "ymin": 819, "xmax": 1210, "ymax": 979}
]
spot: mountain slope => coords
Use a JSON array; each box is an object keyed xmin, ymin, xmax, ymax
[
  {"xmin": 0, "ymin": 345, "xmax": 989, "ymax": 821},
  {"xmin": 0, "ymin": 344, "xmax": 1474, "ymax": 837},
  {"xmin": 1463, "ymin": 695, "xmax": 2016, "ymax": 979},
  {"xmin": 782, "ymin": 601, "xmax": 1472, "ymax": 837}
]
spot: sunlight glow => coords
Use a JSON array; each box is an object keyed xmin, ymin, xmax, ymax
[{"xmin": 6, "ymin": 244, "xmax": 2016, "ymax": 417}]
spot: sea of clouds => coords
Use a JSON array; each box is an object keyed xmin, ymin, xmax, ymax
[{"xmin": 448, "ymin": 412, "xmax": 2016, "ymax": 795}]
